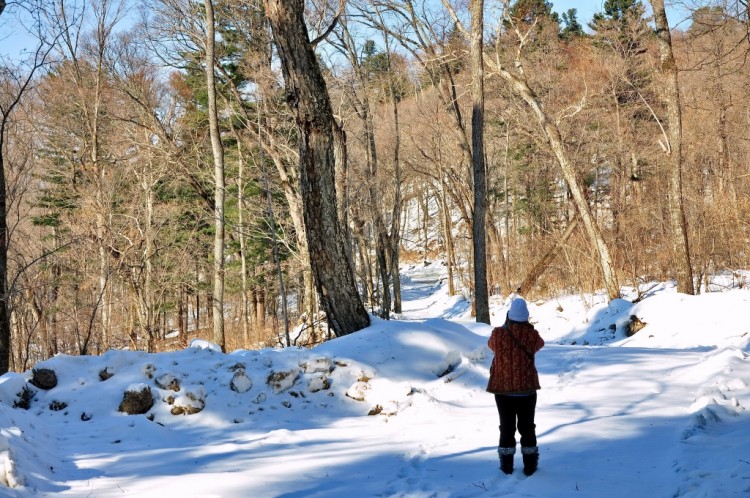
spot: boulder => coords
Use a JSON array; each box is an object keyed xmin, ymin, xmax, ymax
[
  {"xmin": 118, "ymin": 385, "xmax": 154, "ymax": 415},
  {"xmin": 170, "ymin": 387, "xmax": 206, "ymax": 415},
  {"xmin": 266, "ymin": 369, "xmax": 298, "ymax": 394},
  {"xmin": 155, "ymin": 373, "xmax": 181, "ymax": 392},
  {"xmin": 230, "ymin": 371, "xmax": 252, "ymax": 393},
  {"xmin": 308, "ymin": 374, "xmax": 330, "ymax": 393},
  {"xmin": 29, "ymin": 368, "xmax": 57, "ymax": 390},
  {"xmin": 13, "ymin": 386, "xmax": 35, "ymax": 410},
  {"xmin": 99, "ymin": 367, "xmax": 114, "ymax": 381},
  {"xmin": 626, "ymin": 315, "xmax": 647, "ymax": 337}
]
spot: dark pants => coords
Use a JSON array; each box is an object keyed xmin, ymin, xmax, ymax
[{"xmin": 494, "ymin": 393, "xmax": 537, "ymax": 449}]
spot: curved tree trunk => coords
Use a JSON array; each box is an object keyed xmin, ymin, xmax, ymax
[
  {"xmin": 440, "ymin": 0, "xmax": 619, "ymax": 300},
  {"xmin": 493, "ymin": 65, "xmax": 621, "ymax": 300},
  {"xmin": 265, "ymin": 0, "xmax": 370, "ymax": 337}
]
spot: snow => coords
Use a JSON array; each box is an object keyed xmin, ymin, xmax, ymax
[{"xmin": 0, "ymin": 264, "xmax": 749, "ymax": 497}]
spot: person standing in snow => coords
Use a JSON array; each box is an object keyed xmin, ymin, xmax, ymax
[{"xmin": 486, "ymin": 297, "xmax": 545, "ymax": 476}]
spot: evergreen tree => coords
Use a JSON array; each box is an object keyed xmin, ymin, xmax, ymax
[
  {"xmin": 590, "ymin": 0, "xmax": 649, "ymax": 59},
  {"xmin": 560, "ymin": 8, "xmax": 585, "ymax": 38},
  {"xmin": 508, "ymin": 0, "xmax": 555, "ymax": 25}
]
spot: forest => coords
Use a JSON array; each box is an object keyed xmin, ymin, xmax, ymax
[{"xmin": 0, "ymin": 0, "xmax": 748, "ymax": 374}]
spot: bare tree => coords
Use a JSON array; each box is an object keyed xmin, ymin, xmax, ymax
[
  {"xmin": 470, "ymin": 0, "xmax": 489, "ymax": 323},
  {"xmin": 650, "ymin": 0, "xmax": 694, "ymax": 295},
  {"xmin": 50, "ymin": 0, "xmax": 130, "ymax": 351},
  {"xmin": 0, "ymin": 1, "xmax": 57, "ymax": 373},
  {"xmin": 204, "ymin": 0, "xmax": 226, "ymax": 349},
  {"xmin": 375, "ymin": 4, "xmax": 405, "ymax": 314},
  {"xmin": 356, "ymin": 0, "xmax": 476, "ymax": 295},
  {"xmin": 264, "ymin": 0, "xmax": 370, "ymax": 336},
  {"xmin": 330, "ymin": 17, "xmax": 394, "ymax": 318}
]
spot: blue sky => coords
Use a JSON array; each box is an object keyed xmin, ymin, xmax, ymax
[
  {"xmin": 552, "ymin": 0, "xmax": 694, "ymax": 29},
  {"xmin": 1, "ymin": 1, "xmax": 693, "ymax": 62},
  {"xmin": 551, "ymin": 0, "xmax": 606, "ymax": 24}
]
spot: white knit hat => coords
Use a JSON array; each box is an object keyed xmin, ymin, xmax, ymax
[{"xmin": 508, "ymin": 298, "xmax": 529, "ymax": 322}]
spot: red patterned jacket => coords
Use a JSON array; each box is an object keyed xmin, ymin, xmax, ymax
[{"xmin": 486, "ymin": 320, "xmax": 545, "ymax": 395}]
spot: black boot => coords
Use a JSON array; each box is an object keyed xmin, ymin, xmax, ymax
[
  {"xmin": 498, "ymin": 446, "xmax": 515, "ymax": 474},
  {"xmin": 521, "ymin": 447, "xmax": 538, "ymax": 476},
  {"xmin": 500, "ymin": 454, "xmax": 513, "ymax": 474}
]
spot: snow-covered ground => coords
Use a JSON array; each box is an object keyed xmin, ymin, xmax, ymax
[{"xmin": 1, "ymin": 263, "xmax": 749, "ymax": 497}]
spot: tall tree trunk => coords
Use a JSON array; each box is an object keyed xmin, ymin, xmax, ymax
[
  {"xmin": 437, "ymin": 163, "xmax": 456, "ymax": 296},
  {"xmin": 374, "ymin": 2, "xmax": 404, "ymax": 314},
  {"xmin": 0, "ymin": 147, "xmax": 9, "ymax": 374},
  {"xmin": 265, "ymin": 0, "xmax": 370, "ymax": 336},
  {"xmin": 205, "ymin": 0, "xmax": 226, "ymax": 349},
  {"xmin": 650, "ymin": 0, "xmax": 694, "ymax": 295},
  {"xmin": 236, "ymin": 133, "xmax": 250, "ymax": 348},
  {"xmin": 470, "ymin": 0, "xmax": 489, "ymax": 324},
  {"xmin": 441, "ymin": 0, "xmax": 618, "ymax": 299},
  {"xmin": 500, "ymin": 122, "xmax": 512, "ymax": 294},
  {"xmin": 360, "ymin": 85, "xmax": 391, "ymax": 318},
  {"xmin": 93, "ymin": 69, "xmax": 110, "ymax": 352},
  {"xmin": 259, "ymin": 113, "xmax": 291, "ymax": 347},
  {"xmin": 337, "ymin": 18, "xmax": 392, "ymax": 319},
  {"xmin": 144, "ymin": 163, "xmax": 156, "ymax": 350},
  {"xmin": 389, "ymin": 94, "xmax": 403, "ymax": 314},
  {"xmin": 333, "ymin": 122, "xmax": 353, "ymax": 269}
]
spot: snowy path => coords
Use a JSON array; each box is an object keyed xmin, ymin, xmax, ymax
[
  {"xmin": 325, "ymin": 343, "xmax": 711, "ymax": 498},
  {"xmin": 374, "ymin": 266, "xmax": 749, "ymax": 497}
]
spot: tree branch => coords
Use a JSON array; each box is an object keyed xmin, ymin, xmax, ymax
[{"xmin": 310, "ymin": 0, "xmax": 345, "ymax": 48}]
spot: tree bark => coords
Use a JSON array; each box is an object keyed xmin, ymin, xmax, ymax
[
  {"xmin": 650, "ymin": 0, "xmax": 694, "ymax": 295},
  {"xmin": 265, "ymin": 0, "xmax": 370, "ymax": 336},
  {"xmin": 388, "ymin": 94, "xmax": 403, "ymax": 314},
  {"xmin": 437, "ymin": 163, "xmax": 456, "ymax": 296},
  {"xmin": 333, "ymin": 122, "xmax": 352, "ymax": 268},
  {"xmin": 470, "ymin": 0, "xmax": 489, "ymax": 324},
  {"xmin": 0, "ymin": 134, "xmax": 9, "ymax": 373},
  {"xmin": 205, "ymin": 0, "xmax": 226, "ymax": 349},
  {"xmin": 236, "ymin": 131, "xmax": 250, "ymax": 348}
]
